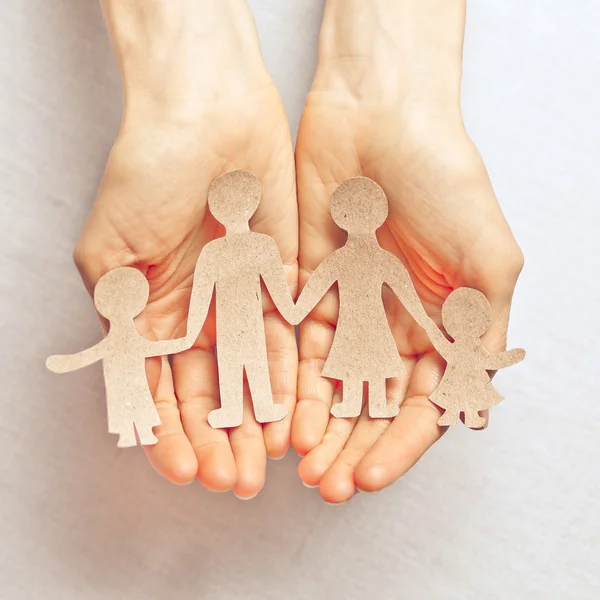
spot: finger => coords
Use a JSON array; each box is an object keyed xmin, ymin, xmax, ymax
[
  {"xmin": 73, "ymin": 216, "xmax": 140, "ymax": 297},
  {"xmin": 229, "ymin": 381, "xmax": 268, "ymax": 500},
  {"xmin": 298, "ymin": 369, "xmax": 408, "ymax": 491},
  {"xmin": 74, "ymin": 216, "xmax": 199, "ymax": 483},
  {"xmin": 320, "ymin": 411, "xmax": 392, "ymax": 504},
  {"xmin": 472, "ymin": 259, "xmax": 523, "ymax": 354},
  {"xmin": 318, "ymin": 369, "xmax": 411, "ymax": 503},
  {"xmin": 142, "ymin": 357, "xmax": 198, "ymax": 485},
  {"xmin": 461, "ymin": 234, "xmax": 524, "ymax": 430},
  {"xmin": 292, "ymin": 318, "xmax": 337, "ymax": 455},
  {"xmin": 355, "ymin": 353, "xmax": 446, "ymax": 492},
  {"xmin": 173, "ymin": 344, "xmax": 237, "ymax": 492},
  {"xmin": 297, "ymin": 384, "xmax": 356, "ymax": 486},
  {"xmin": 456, "ymin": 188, "xmax": 524, "ymax": 355},
  {"xmin": 261, "ymin": 312, "xmax": 298, "ymax": 459}
]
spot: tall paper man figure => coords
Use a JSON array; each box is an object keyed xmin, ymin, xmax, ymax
[{"xmin": 186, "ymin": 170, "xmax": 296, "ymax": 429}]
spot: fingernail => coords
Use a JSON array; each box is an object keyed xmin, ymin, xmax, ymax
[
  {"xmin": 302, "ymin": 481, "xmax": 318, "ymax": 489},
  {"xmin": 355, "ymin": 487, "xmax": 377, "ymax": 494},
  {"xmin": 269, "ymin": 449, "xmax": 288, "ymax": 461},
  {"xmin": 234, "ymin": 491, "xmax": 259, "ymax": 501},
  {"xmin": 324, "ymin": 500, "xmax": 348, "ymax": 506}
]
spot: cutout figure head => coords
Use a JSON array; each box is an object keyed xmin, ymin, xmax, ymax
[
  {"xmin": 442, "ymin": 288, "xmax": 492, "ymax": 340},
  {"xmin": 331, "ymin": 177, "xmax": 389, "ymax": 235},
  {"xmin": 94, "ymin": 267, "xmax": 149, "ymax": 321},
  {"xmin": 208, "ymin": 170, "xmax": 261, "ymax": 230}
]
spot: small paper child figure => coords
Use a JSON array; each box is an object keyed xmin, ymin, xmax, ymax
[
  {"xmin": 185, "ymin": 170, "xmax": 297, "ymax": 429},
  {"xmin": 424, "ymin": 287, "xmax": 526, "ymax": 428},
  {"xmin": 292, "ymin": 177, "xmax": 433, "ymax": 419},
  {"xmin": 46, "ymin": 267, "xmax": 192, "ymax": 447}
]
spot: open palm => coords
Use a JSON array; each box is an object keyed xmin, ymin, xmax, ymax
[
  {"xmin": 293, "ymin": 93, "xmax": 523, "ymax": 503},
  {"xmin": 76, "ymin": 82, "xmax": 298, "ymax": 498}
]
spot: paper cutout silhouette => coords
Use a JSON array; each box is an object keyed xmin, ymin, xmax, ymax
[
  {"xmin": 292, "ymin": 177, "xmax": 433, "ymax": 419},
  {"xmin": 46, "ymin": 267, "xmax": 192, "ymax": 447},
  {"xmin": 46, "ymin": 172, "xmax": 525, "ymax": 443},
  {"xmin": 184, "ymin": 170, "xmax": 296, "ymax": 429},
  {"xmin": 424, "ymin": 288, "xmax": 525, "ymax": 428}
]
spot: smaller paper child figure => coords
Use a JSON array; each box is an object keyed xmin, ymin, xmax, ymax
[
  {"xmin": 424, "ymin": 287, "xmax": 525, "ymax": 429},
  {"xmin": 185, "ymin": 170, "xmax": 297, "ymax": 429},
  {"xmin": 292, "ymin": 177, "xmax": 433, "ymax": 419},
  {"xmin": 46, "ymin": 267, "xmax": 192, "ymax": 447}
]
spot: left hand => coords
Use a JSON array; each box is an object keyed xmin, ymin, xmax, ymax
[{"xmin": 293, "ymin": 0, "xmax": 524, "ymax": 503}]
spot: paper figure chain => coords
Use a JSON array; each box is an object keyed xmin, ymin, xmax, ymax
[{"xmin": 47, "ymin": 171, "xmax": 525, "ymax": 446}]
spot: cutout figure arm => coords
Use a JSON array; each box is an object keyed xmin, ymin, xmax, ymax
[
  {"xmin": 142, "ymin": 336, "xmax": 194, "ymax": 358},
  {"xmin": 185, "ymin": 249, "xmax": 216, "ymax": 343},
  {"xmin": 385, "ymin": 255, "xmax": 433, "ymax": 331},
  {"xmin": 46, "ymin": 339, "xmax": 106, "ymax": 373},
  {"xmin": 260, "ymin": 237, "xmax": 297, "ymax": 325},
  {"xmin": 293, "ymin": 255, "xmax": 338, "ymax": 325},
  {"xmin": 485, "ymin": 348, "xmax": 526, "ymax": 370},
  {"xmin": 423, "ymin": 323, "xmax": 453, "ymax": 357}
]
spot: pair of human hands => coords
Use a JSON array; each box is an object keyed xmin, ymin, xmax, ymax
[{"xmin": 75, "ymin": 0, "xmax": 523, "ymax": 502}]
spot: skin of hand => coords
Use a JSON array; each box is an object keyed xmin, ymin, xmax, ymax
[
  {"xmin": 75, "ymin": 0, "xmax": 298, "ymax": 497},
  {"xmin": 293, "ymin": 0, "xmax": 524, "ymax": 503}
]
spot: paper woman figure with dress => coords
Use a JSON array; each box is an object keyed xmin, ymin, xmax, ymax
[
  {"xmin": 290, "ymin": 177, "xmax": 432, "ymax": 419},
  {"xmin": 47, "ymin": 171, "xmax": 525, "ymax": 447}
]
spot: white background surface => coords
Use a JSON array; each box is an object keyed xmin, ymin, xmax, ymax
[{"xmin": 1, "ymin": 1, "xmax": 599, "ymax": 598}]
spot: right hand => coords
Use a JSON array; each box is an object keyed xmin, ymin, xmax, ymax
[{"xmin": 77, "ymin": 0, "xmax": 298, "ymax": 496}]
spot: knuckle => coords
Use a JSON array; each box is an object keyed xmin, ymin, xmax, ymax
[
  {"xmin": 507, "ymin": 244, "xmax": 525, "ymax": 278},
  {"xmin": 495, "ymin": 241, "xmax": 525, "ymax": 283},
  {"xmin": 475, "ymin": 237, "xmax": 525, "ymax": 294},
  {"xmin": 73, "ymin": 234, "xmax": 104, "ymax": 270},
  {"xmin": 72, "ymin": 239, "xmax": 85, "ymax": 269},
  {"xmin": 72, "ymin": 234, "xmax": 114, "ymax": 290},
  {"xmin": 72, "ymin": 237, "xmax": 94, "ymax": 277}
]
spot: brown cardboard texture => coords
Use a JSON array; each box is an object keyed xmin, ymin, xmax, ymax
[
  {"xmin": 185, "ymin": 170, "xmax": 296, "ymax": 429},
  {"xmin": 292, "ymin": 177, "xmax": 433, "ymax": 419},
  {"xmin": 424, "ymin": 288, "xmax": 526, "ymax": 428},
  {"xmin": 46, "ymin": 267, "xmax": 192, "ymax": 447}
]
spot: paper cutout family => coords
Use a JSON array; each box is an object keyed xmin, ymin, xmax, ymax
[{"xmin": 47, "ymin": 171, "xmax": 525, "ymax": 447}]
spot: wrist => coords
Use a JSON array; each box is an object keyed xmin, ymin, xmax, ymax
[
  {"xmin": 314, "ymin": 0, "xmax": 466, "ymax": 116},
  {"xmin": 102, "ymin": 0, "xmax": 271, "ymax": 120}
]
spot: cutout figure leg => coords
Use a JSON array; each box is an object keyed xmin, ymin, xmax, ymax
[
  {"xmin": 245, "ymin": 359, "xmax": 288, "ymax": 424},
  {"xmin": 464, "ymin": 409, "xmax": 486, "ymax": 429},
  {"xmin": 209, "ymin": 360, "xmax": 244, "ymax": 429},
  {"xmin": 117, "ymin": 420, "xmax": 137, "ymax": 448},
  {"xmin": 136, "ymin": 422, "xmax": 159, "ymax": 446},
  {"xmin": 437, "ymin": 406, "xmax": 460, "ymax": 427},
  {"xmin": 368, "ymin": 379, "xmax": 399, "ymax": 418},
  {"xmin": 331, "ymin": 380, "xmax": 363, "ymax": 418}
]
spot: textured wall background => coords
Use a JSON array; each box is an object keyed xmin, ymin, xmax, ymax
[{"xmin": 1, "ymin": 1, "xmax": 599, "ymax": 598}]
